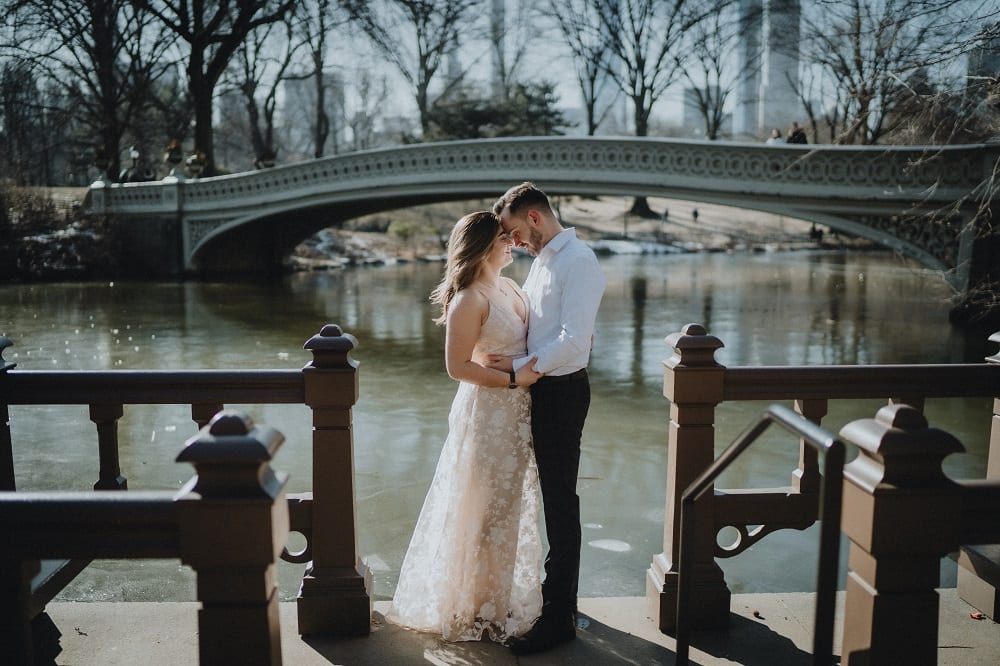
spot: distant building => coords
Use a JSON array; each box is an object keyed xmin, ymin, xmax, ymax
[
  {"xmin": 733, "ymin": 0, "xmax": 801, "ymax": 139},
  {"xmin": 734, "ymin": 0, "xmax": 764, "ymax": 138}
]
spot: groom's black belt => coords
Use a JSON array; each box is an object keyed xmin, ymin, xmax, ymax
[{"xmin": 535, "ymin": 368, "xmax": 588, "ymax": 385}]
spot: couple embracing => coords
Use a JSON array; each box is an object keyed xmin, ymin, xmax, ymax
[{"xmin": 387, "ymin": 182, "xmax": 606, "ymax": 655}]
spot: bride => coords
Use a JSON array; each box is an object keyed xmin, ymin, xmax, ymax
[{"xmin": 387, "ymin": 211, "xmax": 544, "ymax": 642}]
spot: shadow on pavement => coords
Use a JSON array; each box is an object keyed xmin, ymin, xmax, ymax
[
  {"xmin": 689, "ymin": 613, "xmax": 824, "ymax": 666},
  {"xmin": 301, "ymin": 610, "xmax": 676, "ymax": 665}
]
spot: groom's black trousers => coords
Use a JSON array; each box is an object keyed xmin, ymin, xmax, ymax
[{"xmin": 530, "ymin": 368, "xmax": 590, "ymax": 619}]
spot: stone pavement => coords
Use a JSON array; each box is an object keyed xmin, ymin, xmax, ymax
[{"xmin": 44, "ymin": 589, "xmax": 999, "ymax": 665}]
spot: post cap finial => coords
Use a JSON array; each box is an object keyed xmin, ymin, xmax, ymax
[
  {"xmin": 303, "ymin": 324, "xmax": 359, "ymax": 369},
  {"xmin": 840, "ymin": 404, "xmax": 964, "ymax": 489},
  {"xmin": 176, "ymin": 410, "xmax": 285, "ymax": 499},
  {"xmin": 664, "ymin": 323, "xmax": 724, "ymax": 369},
  {"xmin": 208, "ymin": 411, "xmax": 254, "ymax": 436}
]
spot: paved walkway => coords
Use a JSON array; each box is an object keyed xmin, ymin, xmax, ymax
[{"xmin": 43, "ymin": 589, "xmax": 1000, "ymax": 665}]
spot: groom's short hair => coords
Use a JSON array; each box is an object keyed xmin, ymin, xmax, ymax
[{"xmin": 493, "ymin": 181, "xmax": 553, "ymax": 217}]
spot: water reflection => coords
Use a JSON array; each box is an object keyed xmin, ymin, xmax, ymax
[{"xmin": 0, "ymin": 250, "xmax": 993, "ymax": 602}]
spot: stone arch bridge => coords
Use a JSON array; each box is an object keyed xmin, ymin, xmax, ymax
[{"xmin": 84, "ymin": 137, "xmax": 997, "ymax": 297}]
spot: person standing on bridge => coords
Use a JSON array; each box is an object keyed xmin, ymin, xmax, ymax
[
  {"xmin": 387, "ymin": 211, "xmax": 545, "ymax": 644},
  {"xmin": 490, "ymin": 182, "xmax": 607, "ymax": 655},
  {"xmin": 787, "ymin": 121, "xmax": 808, "ymax": 144}
]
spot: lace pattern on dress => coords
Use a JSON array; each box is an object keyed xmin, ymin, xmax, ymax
[{"xmin": 387, "ymin": 298, "xmax": 543, "ymax": 642}]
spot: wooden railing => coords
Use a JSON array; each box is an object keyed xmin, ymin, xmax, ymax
[
  {"xmin": 651, "ymin": 324, "xmax": 1000, "ymax": 662},
  {"xmin": 1, "ymin": 411, "xmax": 288, "ymax": 665},
  {"xmin": 0, "ymin": 324, "xmax": 371, "ymax": 639},
  {"xmin": 5, "ymin": 320, "xmax": 998, "ymax": 662}
]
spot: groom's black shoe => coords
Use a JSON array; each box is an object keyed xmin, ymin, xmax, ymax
[{"xmin": 507, "ymin": 613, "xmax": 576, "ymax": 655}]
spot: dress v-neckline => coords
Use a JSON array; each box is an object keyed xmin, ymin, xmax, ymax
[{"xmin": 493, "ymin": 289, "xmax": 527, "ymax": 325}]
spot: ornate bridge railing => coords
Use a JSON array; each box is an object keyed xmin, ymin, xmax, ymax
[
  {"xmin": 82, "ymin": 138, "xmax": 999, "ymax": 285},
  {"xmin": 0, "ymin": 325, "xmax": 371, "ymax": 643},
  {"xmin": 651, "ymin": 325, "xmax": 1000, "ymax": 662}
]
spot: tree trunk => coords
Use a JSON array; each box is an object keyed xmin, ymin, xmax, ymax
[
  {"xmin": 628, "ymin": 197, "xmax": 658, "ymax": 218},
  {"xmin": 187, "ymin": 44, "xmax": 215, "ymax": 175},
  {"xmin": 314, "ymin": 61, "xmax": 329, "ymax": 157},
  {"xmin": 631, "ymin": 99, "xmax": 653, "ymax": 216}
]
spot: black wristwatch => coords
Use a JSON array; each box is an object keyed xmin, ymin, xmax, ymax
[{"xmin": 508, "ymin": 370, "xmax": 517, "ymax": 389}]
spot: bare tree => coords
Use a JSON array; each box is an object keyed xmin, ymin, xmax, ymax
[
  {"xmin": 589, "ymin": 0, "xmax": 713, "ymax": 137},
  {"xmin": 134, "ymin": 0, "xmax": 296, "ymax": 175},
  {"xmin": 343, "ymin": 0, "xmax": 483, "ymax": 136},
  {"xmin": 346, "ymin": 66, "xmax": 390, "ymax": 150},
  {"xmin": 2, "ymin": 0, "xmax": 175, "ymax": 181},
  {"xmin": 0, "ymin": 61, "xmax": 56, "ymax": 184},
  {"xmin": 488, "ymin": 0, "xmax": 537, "ymax": 100},
  {"xmin": 798, "ymin": 0, "xmax": 995, "ymax": 145},
  {"xmin": 225, "ymin": 15, "xmax": 303, "ymax": 168},
  {"xmin": 544, "ymin": 0, "xmax": 617, "ymax": 135},
  {"xmin": 294, "ymin": 0, "xmax": 353, "ymax": 157},
  {"xmin": 680, "ymin": 0, "xmax": 760, "ymax": 140},
  {"xmin": 578, "ymin": 0, "xmax": 717, "ymax": 215}
]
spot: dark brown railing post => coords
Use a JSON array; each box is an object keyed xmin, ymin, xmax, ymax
[
  {"xmin": 648, "ymin": 323, "xmax": 730, "ymax": 633},
  {"xmin": 296, "ymin": 324, "xmax": 372, "ymax": 636},
  {"xmin": 839, "ymin": 404, "xmax": 964, "ymax": 665},
  {"xmin": 191, "ymin": 402, "xmax": 224, "ymax": 429},
  {"xmin": 1, "ymin": 336, "xmax": 15, "ymax": 491},
  {"xmin": 176, "ymin": 411, "xmax": 288, "ymax": 666},
  {"xmin": 89, "ymin": 403, "xmax": 127, "ymax": 490},
  {"xmin": 957, "ymin": 330, "xmax": 1000, "ymax": 617}
]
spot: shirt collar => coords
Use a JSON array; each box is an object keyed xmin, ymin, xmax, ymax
[{"xmin": 540, "ymin": 227, "xmax": 575, "ymax": 259}]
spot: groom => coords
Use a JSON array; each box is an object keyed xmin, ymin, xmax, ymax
[{"xmin": 491, "ymin": 182, "xmax": 606, "ymax": 654}]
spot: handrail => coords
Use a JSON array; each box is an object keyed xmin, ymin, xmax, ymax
[
  {"xmin": 674, "ymin": 404, "xmax": 846, "ymax": 666},
  {"xmin": 0, "ymin": 369, "xmax": 305, "ymax": 405},
  {"xmin": 722, "ymin": 363, "xmax": 999, "ymax": 400}
]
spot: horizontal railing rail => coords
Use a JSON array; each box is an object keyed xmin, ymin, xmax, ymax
[
  {"xmin": 0, "ymin": 369, "xmax": 305, "ymax": 405},
  {"xmin": 1, "ymin": 492, "xmax": 181, "ymax": 558},
  {"xmin": 721, "ymin": 364, "xmax": 999, "ymax": 400},
  {"xmin": 675, "ymin": 404, "xmax": 845, "ymax": 666}
]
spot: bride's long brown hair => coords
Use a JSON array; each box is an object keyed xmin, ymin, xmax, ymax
[{"xmin": 429, "ymin": 211, "xmax": 501, "ymax": 325}]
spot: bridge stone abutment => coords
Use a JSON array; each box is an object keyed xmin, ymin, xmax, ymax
[{"xmin": 117, "ymin": 215, "xmax": 185, "ymax": 277}]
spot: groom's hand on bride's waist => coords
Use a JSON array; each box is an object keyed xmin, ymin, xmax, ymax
[{"xmin": 476, "ymin": 352, "xmax": 515, "ymax": 372}]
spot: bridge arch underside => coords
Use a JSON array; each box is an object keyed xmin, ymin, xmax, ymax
[{"xmin": 190, "ymin": 182, "xmax": 961, "ymax": 278}]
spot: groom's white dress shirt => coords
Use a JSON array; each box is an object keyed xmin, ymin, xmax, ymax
[{"xmin": 515, "ymin": 228, "xmax": 606, "ymax": 376}]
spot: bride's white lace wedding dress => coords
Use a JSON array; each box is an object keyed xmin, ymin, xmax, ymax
[{"xmin": 387, "ymin": 295, "xmax": 543, "ymax": 642}]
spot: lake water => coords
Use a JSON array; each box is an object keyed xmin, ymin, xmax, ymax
[{"xmin": 1, "ymin": 249, "xmax": 994, "ymax": 602}]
